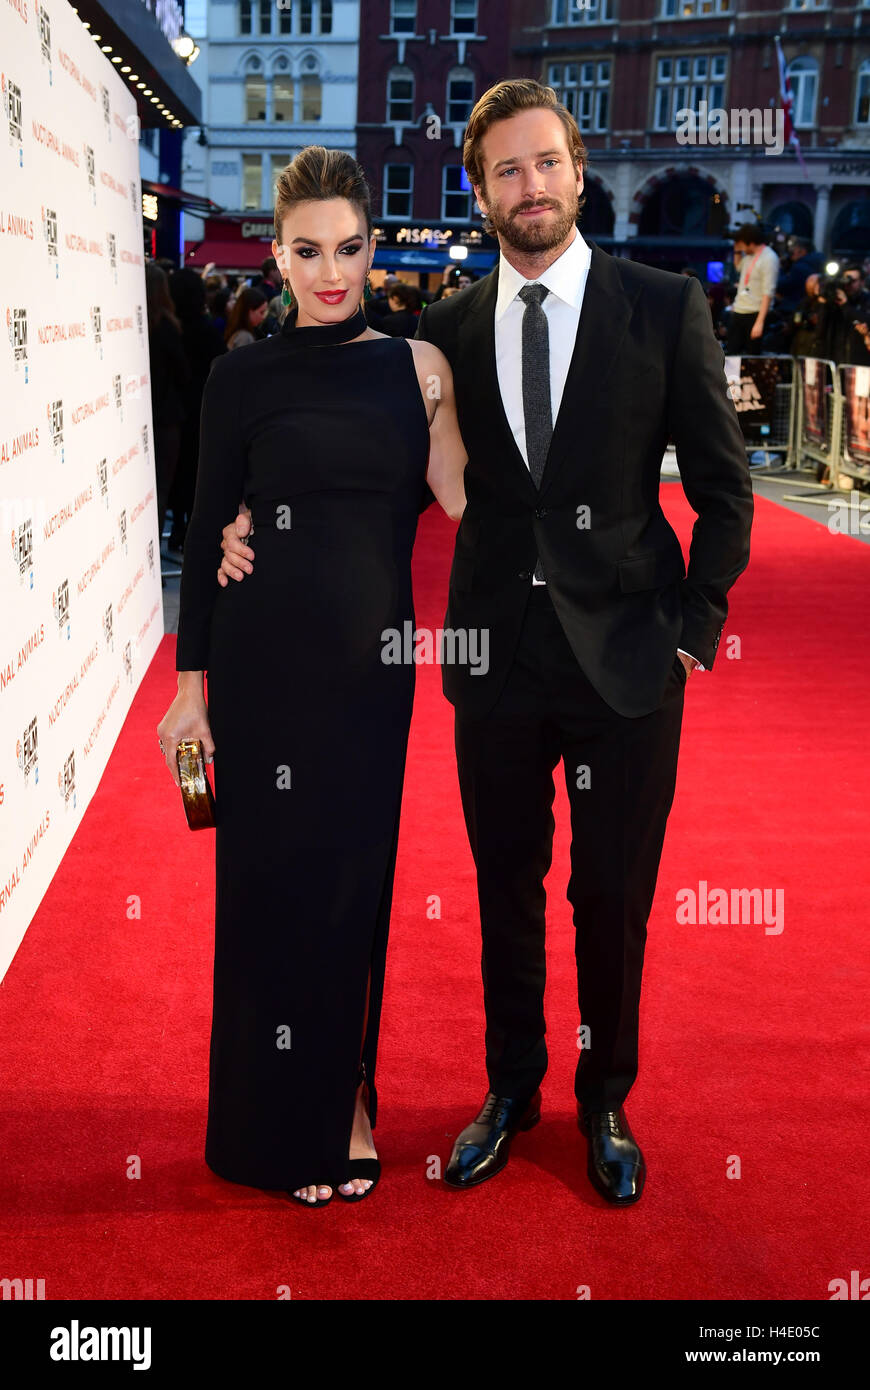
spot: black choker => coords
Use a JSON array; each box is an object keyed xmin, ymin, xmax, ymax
[{"xmin": 280, "ymin": 303, "xmax": 368, "ymax": 346}]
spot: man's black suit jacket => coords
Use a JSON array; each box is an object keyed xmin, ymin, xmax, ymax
[{"xmin": 414, "ymin": 241, "xmax": 753, "ymax": 719}]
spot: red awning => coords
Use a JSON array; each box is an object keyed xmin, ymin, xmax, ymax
[{"xmin": 184, "ymin": 239, "xmax": 274, "ymax": 270}]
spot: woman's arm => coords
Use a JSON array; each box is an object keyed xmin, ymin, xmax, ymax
[
  {"xmin": 158, "ymin": 354, "xmax": 248, "ymax": 782},
  {"xmin": 175, "ymin": 355, "xmax": 248, "ymax": 669},
  {"xmin": 418, "ymin": 341, "xmax": 467, "ymax": 522}
]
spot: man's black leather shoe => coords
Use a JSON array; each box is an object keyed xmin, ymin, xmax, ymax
[
  {"xmin": 444, "ymin": 1090, "xmax": 542, "ymax": 1189},
  {"xmin": 578, "ymin": 1104, "xmax": 646, "ymax": 1205}
]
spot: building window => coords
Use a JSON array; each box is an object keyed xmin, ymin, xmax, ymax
[
  {"xmin": 653, "ymin": 53, "xmax": 726, "ymax": 131},
  {"xmin": 856, "ymin": 60, "xmax": 870, "ymax": 125},
  {"xmin": 387, "ymin": 67, "xmax": 414, "ymax": 123},
  {"xmin": 299, "ymin": 0, "xmax": 313, "ymax": 32},
  {"xmin": 243, "ymin": 154, "xmax": 262, "ymax": 209},
  {"xmin": 245, "ymin": 74, "xmax": 267, "ymax": 122},
  {"xmin": 548, "ymin": 61, "xmax": 610, "ymax": 132},
  {"xmin": 451, "ymin": 0, "xmax": 477, "ymax": 34},
  {"xmin": 240, "ymin": 0, "xmax": 252, "ymax": 34},
  {"xmin": 442, "ymin": 164, "xmax": 471, "ymax": 220},
  {"xmin": 787, "ymin": 1, "xmax": 826, "ymax": 10},
  {"xmin": 384, "ymin": 163, "xmax": 413, "ymax": 217},
  {"xmin": 259, "ymin": 0, "xmax": 272, "ymax": 34},
  {"xmin": 551, "ymin": 0, "xmax": 614, "ymax": 23},
  {"xmin": 787, "ymin": 57, "xmax": 818, "ymax": 128},
  {"xmin": 273, "ymin": 77, "xmax": 294, "ymax": 122},
  {"xmin": 447, "ymin": 67, "xmax": 475, "ymax": 124},
  {"xmin": 271, "ymin": 153, "xmax": 292, "ymax": 199},
  {"xmin": 301, "ymin": 75, "xmax": 322, "ymax": 121},
  {"xmin": 279, "ymin": 4, "xmax": 292, "ymax": 34},
  {"xmin": 391, "ymin": 0, "xmax": 416, "ymax": 35},
  {"xmin": 659, "ymin": 0, "xmax": 729, "ymax": 15},
  {"xmin": 321, "ymin": 0, "xmax": 332, "ymax": 32}
]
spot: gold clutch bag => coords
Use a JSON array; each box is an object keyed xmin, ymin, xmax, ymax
[{"xmin": 176, "ymin": 738, "xmax": 217, "ymax": 830}]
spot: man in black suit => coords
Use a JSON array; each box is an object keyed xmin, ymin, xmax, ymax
[{"xmin": 410, "ymin": 81, "xmax": 752, "ymax": 1204}]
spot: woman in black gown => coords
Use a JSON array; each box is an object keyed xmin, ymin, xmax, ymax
[{"xmin": 157, "ymin": 147, "xmax": 467, "ymax": 1205}]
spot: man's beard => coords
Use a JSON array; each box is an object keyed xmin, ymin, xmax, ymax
[{"xmin": 486, "ymin": 190, "xmax": 580, "ymax": 253}]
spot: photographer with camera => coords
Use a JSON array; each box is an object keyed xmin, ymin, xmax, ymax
[{"xmin": 816, "ymin": 264, "xmax": 870, "ymax": 366}]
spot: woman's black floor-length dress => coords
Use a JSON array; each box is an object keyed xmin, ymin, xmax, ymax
[{"xmin": 175, "ymin": 308, "xmax": 431, "ymax": 1193}]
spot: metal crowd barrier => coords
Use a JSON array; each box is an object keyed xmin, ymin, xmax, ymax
[
  {"xmin": 791, "ymin": 356, "xmax": 844, "ymax": 491},
  {"xmin": 724, "ymin": 353, "xmax": 797, "ymax": 470},
  {"xmin": 720, "ymin": 354, "xmax": 862, "ymax": 509},
  {"xmin": 838, "ymin": 365, "xmax": 870, "ymax": 487}
]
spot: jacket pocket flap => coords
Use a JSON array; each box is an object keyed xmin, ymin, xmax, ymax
[{"xmin": 617, "ymin": 543, "xmax": 684, "ymax": 594}]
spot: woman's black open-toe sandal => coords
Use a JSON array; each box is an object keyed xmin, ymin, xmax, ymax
[
  {"xmin": 338, "ymin": 1063, "xmax": 381, "ymax": 1203},
  {"xmin": 338, "ymin": 1158, "xmax": 380, "ymax": 1202}
]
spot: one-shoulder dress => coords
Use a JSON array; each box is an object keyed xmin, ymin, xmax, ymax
[{"xmin": 175, "ymin": 318, "xmax": 431, "ymax": 1193}]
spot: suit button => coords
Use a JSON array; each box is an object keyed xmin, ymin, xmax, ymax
[
  {"xmin": 535, "ymin": 507, "xmax": 547, "ymax": 519},
  {"xmin": 518, "ymin": 570, "xmax": 530, "ymax": 581}
]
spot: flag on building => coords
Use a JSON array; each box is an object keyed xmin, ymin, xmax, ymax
[{"xmin": 775, "ymin": 35, "xmax": 810, "ymax": 180}]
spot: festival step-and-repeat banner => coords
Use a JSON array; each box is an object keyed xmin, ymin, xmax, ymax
[{"xmin": 0, "ymin": 0, "xmax": 163, "ymax": 980}]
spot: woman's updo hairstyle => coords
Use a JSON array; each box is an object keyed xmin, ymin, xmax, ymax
[{"xmin": 274, "ymin": 146, "xmax": 373, "ymax": 245}]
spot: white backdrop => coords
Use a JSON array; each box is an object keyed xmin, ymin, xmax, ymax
[{"xmin": 0, "ymin": 0, "xmax": 162, "ymax": 980}]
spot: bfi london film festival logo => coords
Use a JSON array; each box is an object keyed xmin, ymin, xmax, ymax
[
  {"xmin": 35, "ymin": 2, "xmax": 53, "ymax": 78},
  {"xmin": 59, "ymin": 750, "xmax": 76, "ymax": 811},
  {"xmin": 146, "ymin": 537, "xmax": 155, "ymax": 575},
  {"xmin": 104, "ymin": 602, "xmax": 114, "ymax": 652},
  {"xmin": 84, "ymin": 143, "xmax": 96, "ymax": 204},
  {"xmin": 135, "ymin": 303, "xmax": 144, "ymax": 341},
  {"xmin": 119, "ymin": 507, "xmax": 128, "ymax": 555},
  {"xmin": 2, "ymin": 72, "xmax": 23, "ymax": 164},
  {"xmin": 100, "ymin": 84, "xmax": 111, "ymax": 138},
  {"xmin": 11, "ymin": 516, "xmax": 34, "ymax": 588},
  {"xmin": 107, "ymin": 232, "xmax": 117, "ymax": 284},
  {"xmin": 113, "ymin": 372, "xmax": 123, "ymax": 422},
  {"xmin": 91, "ymin": 304, "xmax": 103, "ymax": 359},
  {"xmin": 676, "ymin": 104, "xmax": 785, "ymax": 156},
  {"xmin": 48, "ymin": 399, "xmax": 64, "ymax": 463},
  {"xmin": 142, "ymin": 423, "xmax": 149, "ymax": 460},
  {"xmin": 130, "ymin": 179, "xmax": 137, "ymax": 214},
  {"xmin": 52, "ymin": 577, "xmax": 70, "ymax": 640},
  {"xmin": 42, "ymin": 205, "xmax": 59, "ymax": 277},
  {"xmin": 7, "ymin": 306, "xmax": 29, "ymax": 382},
  {"xmin": 16, "ymin": 715, "xmax": 39, "ymax": 786},
  {"xmin": 123, "ymin": 639, "xmax": 133, "ymax": 684},
  {"xmin": 97, "ymin": 455, "xmax": 109, "ymax": 507}
]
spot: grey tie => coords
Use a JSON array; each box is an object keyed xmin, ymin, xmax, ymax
[{"xmin": 518, "ymin": 282, "xmax": 551, "ymax": 580}]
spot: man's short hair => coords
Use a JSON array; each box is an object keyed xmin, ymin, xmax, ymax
[{"xmin": 734, "ymin": 223, "xmax": 766, "ymax": 246}]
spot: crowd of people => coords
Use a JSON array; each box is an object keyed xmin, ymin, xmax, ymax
[{"xmin": 693, "ymin": 224, "xmax": 870, "ymax": 365}]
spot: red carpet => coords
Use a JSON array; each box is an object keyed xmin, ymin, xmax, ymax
[{"xmin": 1, "ymin": 489, "xmax": 867, "ymax": 1300}]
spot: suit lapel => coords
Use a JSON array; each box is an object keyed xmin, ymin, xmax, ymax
[
  {"xmin": 538, "ymin": 242, "xmax": 639, "ymax": 497},
  {"xmin": 455, "ymin": 264, "xmax": 538, "ymax": 504}
]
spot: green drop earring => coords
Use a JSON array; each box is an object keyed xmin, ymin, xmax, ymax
[
  {"xmin": 364, "ymin": 271, "xmax": 373, "ymax": 302},
  {"xmin": 281, "ymin": 278, "xmax": 294, "ymax": 309}
]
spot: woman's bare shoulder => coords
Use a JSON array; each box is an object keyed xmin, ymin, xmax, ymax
[{"xmin": 406, "ymin": 335, "xmax": 452, "ymax": 377}]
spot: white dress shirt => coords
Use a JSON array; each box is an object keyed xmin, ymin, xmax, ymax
[
  {"xmin": 494, "ymin": 226, "xmax": 590, "ymax": 586},
  {"xmin": 492, "ymin": 226, "xmax": 701, "ymax": 668}
]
